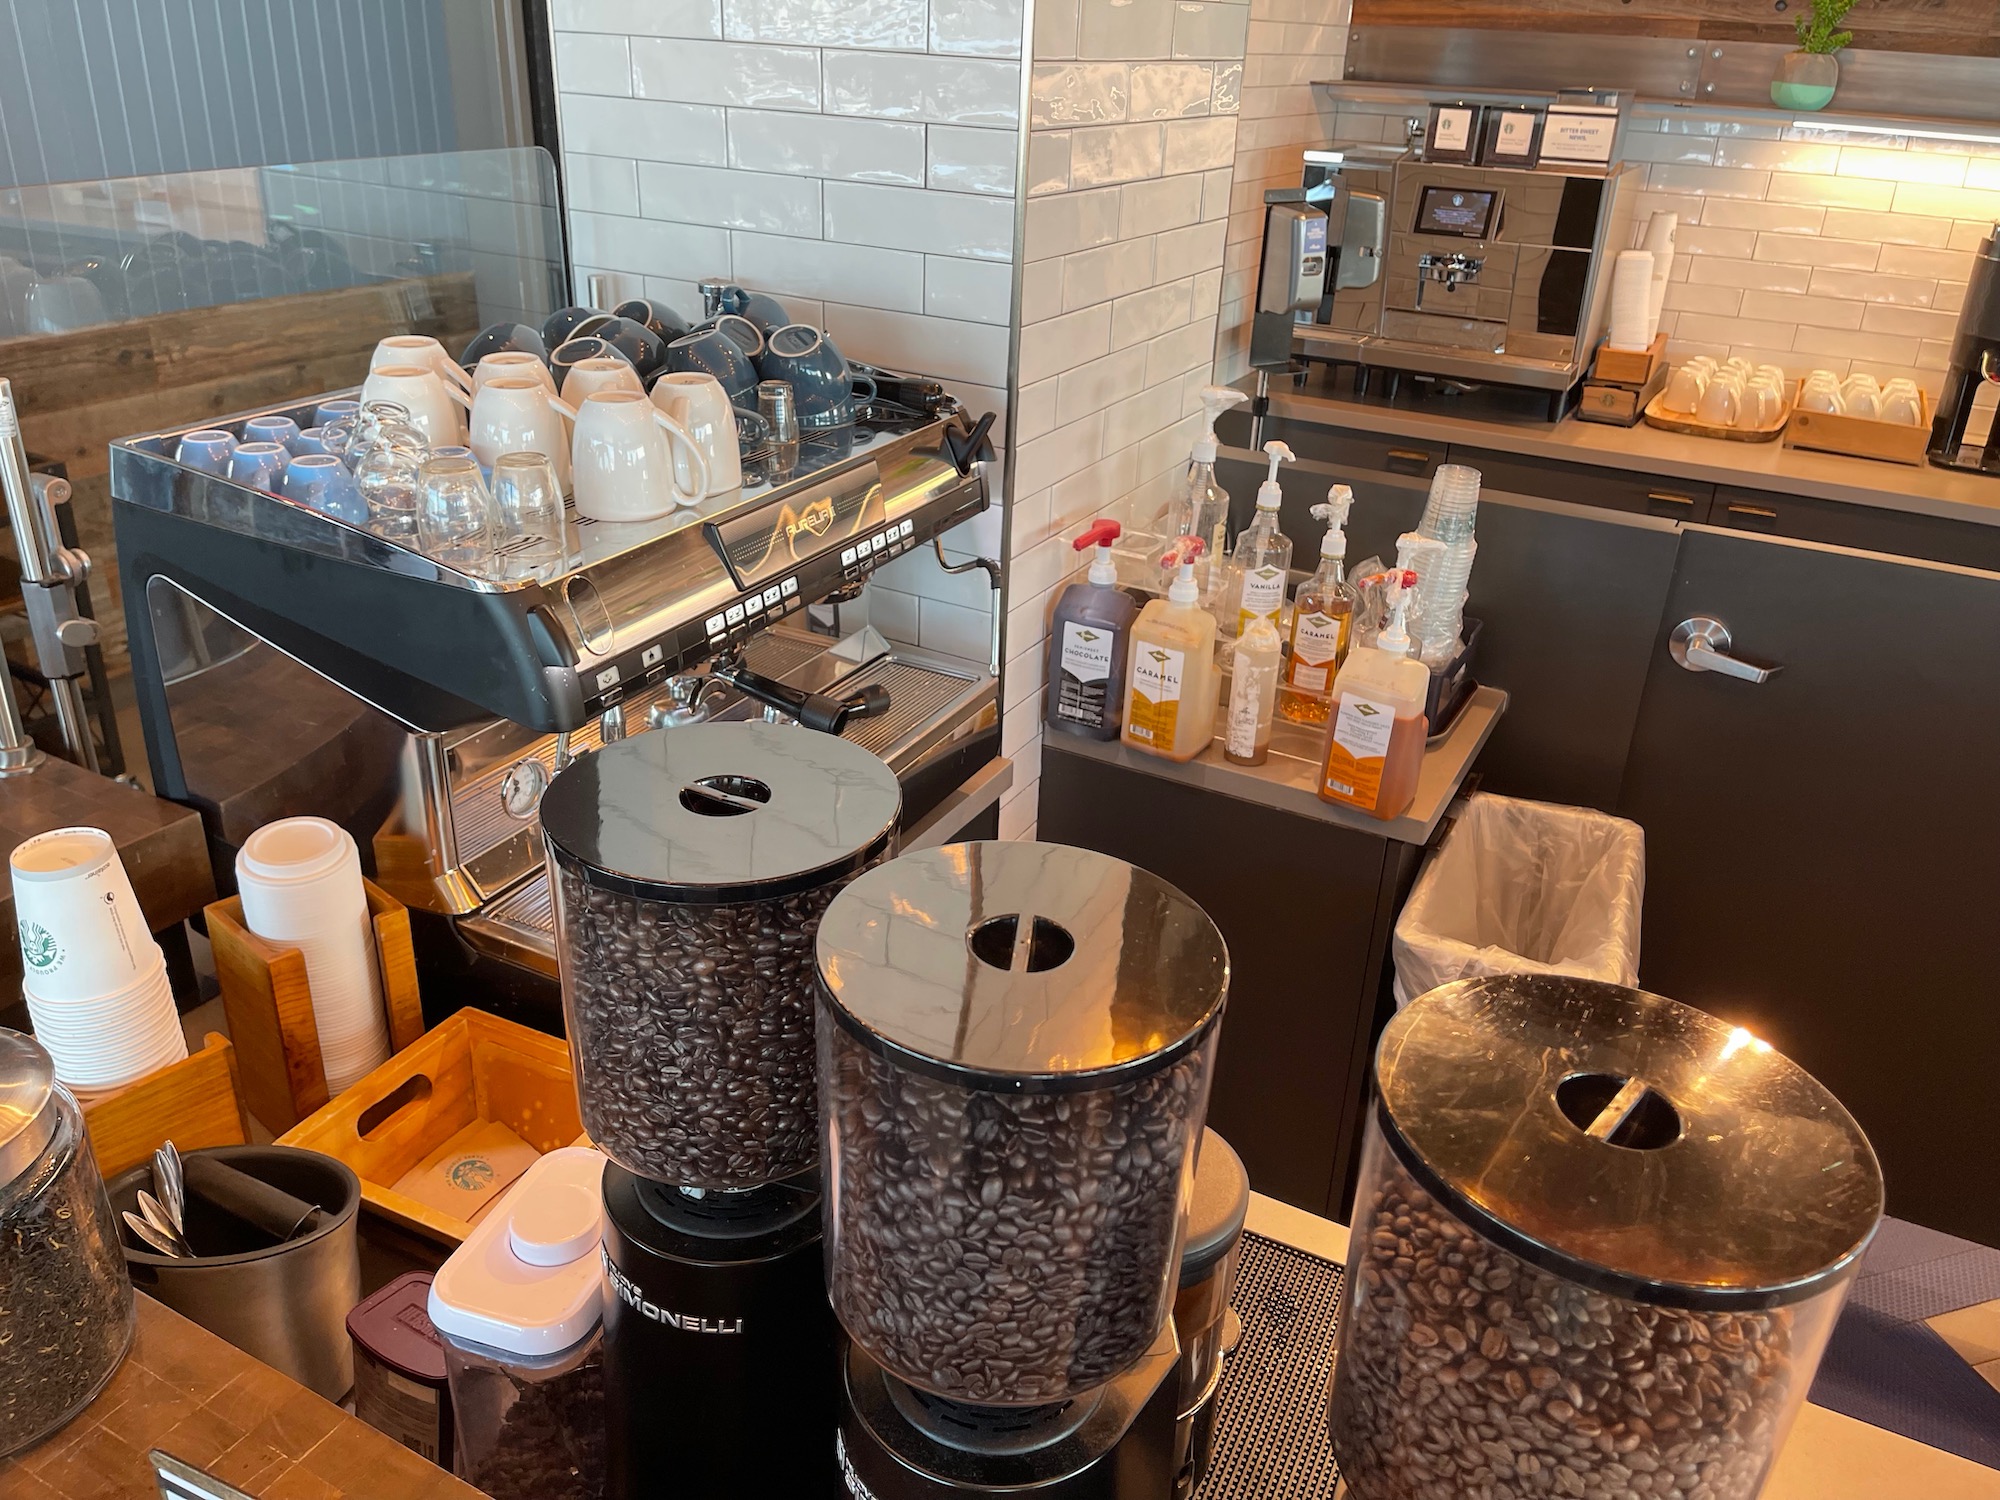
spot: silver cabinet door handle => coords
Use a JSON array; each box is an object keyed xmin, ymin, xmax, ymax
[{"xmin": 1671, "ymin": 617, "xmax": 1780, "ymax": 683}]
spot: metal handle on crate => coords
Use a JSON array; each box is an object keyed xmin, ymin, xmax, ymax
[{"xmin": 1670, "ymin": 617, "xmax": 1780, "ymax": 684}]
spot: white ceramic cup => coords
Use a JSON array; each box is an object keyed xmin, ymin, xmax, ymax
[
  {"xmin": 1697, "ymin": 376, "xmax": 1741, "ymax": 428},
  {"xmin": 474, "ymin": 352, "xmax": 559, "ymax": 396},
  {"xmin": 1739, "ymin": 383, "xmax": 1783, "ymax": 429},
  {"xmin": 651, "ymin": 373, "xmax": 742, "ymax": 494},
  {"xmin": 571, "ymin": 391, "xmax": 710, "ymax": 522},
  {"xmin": 371, "ymin": 335, "xmax": 475, "ymax": 397},
  {"xmin": 559, "ymin": 356, "xmax": 646, "ymax": 404},
  {"xmin": 1663, "ymin": 365, "xmax": 1707, "ymax": 416},
  {"xmin": 1684, "ymin": 356, "xmax": 1718, "ymax": 380},
  {"xmin": 1880, "ymin": 384, "xmax": 1924, "ymax": 426},
  {"xmin": 470, "ymin": 378, "xmax": 578, "ymax": 493},
  {"xmin": 360, "ymin": 364, "xmax": 471, "ymax": 446},
  {"xmin": 1843, "ymin": 384, "xmax": 1882, "ymax": 421},
  {"xmin": 10, "ymin": 827, "xmax": 161, "ymax": 1003}
]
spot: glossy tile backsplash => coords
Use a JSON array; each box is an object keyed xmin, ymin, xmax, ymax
[
  {"xmin": 998, "ymin": 0, "xmax": 1250, "ymax": 839},
  {"xmin": 553, "ymin": 0, "xmax": 1021, "ymax": 660}
]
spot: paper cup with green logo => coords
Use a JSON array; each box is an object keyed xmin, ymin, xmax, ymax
[{"xmin": 10, "ymin": 826, "xmax": 159, "ymax": 1003}]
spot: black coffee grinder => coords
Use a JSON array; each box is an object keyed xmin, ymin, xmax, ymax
[
  {"xmin": 1928, "ymin": 221, "xmax": 2000, "ymax": 473},
  {"xmin": 813, "ymin": 841, "xmax": 1232, "ymax": 1498},
  {"xmin": 539, "ymin": 721, "xmax": 902, "ymax": 1499}
]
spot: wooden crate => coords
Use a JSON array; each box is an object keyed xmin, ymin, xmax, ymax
[
  {"xmin": 1589, "ymin": 332, "xmax": 1667, "ymax": 388},
  {"xmin": 1785, "ymin": 394, "xmax": 1933, "ymax": 467},
  {"xmin": 79, "ymin": 1033, "xmax": 253, "ymax": 1180},
  {"xmin": 1577, "ymin": 363, "xmax": 1670, "ymax": 427},
  {"xmin": 276, "ymin": 1009, "xmax": 581, "ymax": 1245},
  {"xmin": 207, "ymin": 880, "xmax": 425, "ymax": 1134}
]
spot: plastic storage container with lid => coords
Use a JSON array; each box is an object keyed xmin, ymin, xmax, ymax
[
  {"xmin": 1330, "ymin": 975, "xmax": 1883, "ymax": 1500},
  {"xmin": 429, "ymin": 1146, "xmax": 609, "ymax": 1500},
  {"xmin": 1173, "ymin": 1129, "xmax": 1250, "ymax": 1499},
  {"xmin": 0, "ymin": 1029, "xmax": 133, "ymax": 1457},
  {"xmin": 349, "ymin": 1271, "xmax": 453, "ymax": 1469},
  {"xmin": 541, "ymin": 720, "xmax": 900, "ymax": 1188},
  {"xmin": 816, "ymin": 840, "xmax": 1230, "ymax": 1407}
]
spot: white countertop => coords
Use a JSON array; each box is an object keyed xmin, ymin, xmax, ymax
[
  {"xmin": 1258, "ymin": 382, "xmax": 2000, "ymax": 530},
  {"xmin": 1246, "ymin": 1194, "xmax": 2000, "ymax": 1500}
]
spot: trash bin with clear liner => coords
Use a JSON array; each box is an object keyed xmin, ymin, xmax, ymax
[
  {"xmin": 817, "ymin": 840, "xmax": 1230, "ymax": 1410},
  {"xmin": 541, "ymin": 720, "xmax": 900, "ymax": 1188},
  {"xmin": 1330, "ymin": 974, "xmax": 1883, "ymax": 1500}
]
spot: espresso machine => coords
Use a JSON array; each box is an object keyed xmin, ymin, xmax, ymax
[
  {"xmin": 1273, "ymin": 144, "xmax": 1639, "ymax": 418},
  {"xmin": 109, "ymin": 393, "xmax": 1005, "ymax": 1025},
  {"xmin": 814, "ymin": 841, "xmax": 1231, "ymax": 1497},
  {"xmin": 1928, "ymin": 221, "xmax": 2000, "ymax": 473}
]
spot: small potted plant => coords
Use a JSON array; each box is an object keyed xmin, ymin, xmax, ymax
[{"xmin": 1773, "ymin": 0, "xmax": 1855, "ymax": 110}]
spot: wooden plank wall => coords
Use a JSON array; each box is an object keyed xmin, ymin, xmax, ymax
[
  {"xmin": 1349, "ymin": 0, "xmax": 2000, "ymax": 56},
  {"xmin": 0, "ymin": 273, "xmax": 479, "ymax": 669}
]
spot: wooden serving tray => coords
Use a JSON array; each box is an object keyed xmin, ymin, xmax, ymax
[{"xmin": 1643, "ymin": 381, "xmax": 1794, "ymax": 444}]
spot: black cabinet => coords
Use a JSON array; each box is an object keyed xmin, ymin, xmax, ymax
[
  {"xmin": 1451, "ymin": 446, "xmax": 1717, "ymax": 522},
  {"xmin": 1039, "ymin": 739, "xmax": 1419, "ymax": 1220},
  {"xmin": 1711, "ymin": 484, "xmax": 2000, "ymax": 571},
  {"xmin": 1220, "ymin": 409, "xmax": 1445, "ymax": 480}
]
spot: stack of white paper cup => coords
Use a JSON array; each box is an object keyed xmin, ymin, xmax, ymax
[
  {"xmin": 12, "ymin": 827, "xmax": 187, "ymax": 1090},
  {"xmin": 1641, "ymin": 212, "xmax": 1677, "ymax": 339},
  {"xmin": 1607, "ymin": 250, "xmax": 1655, "ymax": 352},
  {"xmin": 236, "ymin": 817, "xmax": 391, "ymax": 1092}
]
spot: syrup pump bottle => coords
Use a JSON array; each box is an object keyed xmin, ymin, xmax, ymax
[
  {"xmin": 1279, "ymin": 484, "xmax": 1359, "ymax": 726},
  {"xmin": 1045, "ymin": 518, "xmax": 1140, "ymax": 741},
  {"xmin": 1318, "ymin": 565, "xmax": 1428, "ymax": 821},
  {"xmin": 1163, "ymin": 385, "xmax": 1249, "ymax": 603},
  {"xmin": 1225, "ymin": 441, "xmax": 1295, "ymax": 638},
  {"xmin": 1123, "ymin": 537, "xmax": 1220, "ymax": 762}
]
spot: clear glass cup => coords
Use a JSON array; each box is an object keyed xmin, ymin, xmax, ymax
[
  {"xmin": 417, "ymin": 452, "xmax": 496, "ymax": 573},
  {"xmin": 489, "ymin": 452, "xmax": 566, "ymax": 574},
  {"xmin": 355, "ymin": 445, "xmax": 423, "ymax": 542}
]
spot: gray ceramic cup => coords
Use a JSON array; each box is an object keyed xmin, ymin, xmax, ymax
[{"xmin": 754, "ymin": 325, "xmax": 877, "ymax": 429}]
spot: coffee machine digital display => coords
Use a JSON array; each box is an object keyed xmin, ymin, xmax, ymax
[{"xmin": 1414, "ymin": 186, "xmax": 1499, "ymax": 239}]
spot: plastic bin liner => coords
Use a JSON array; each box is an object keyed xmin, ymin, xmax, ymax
[{"xmin": 1392, "ymin": 793, "xmax": 1644, "ymax": 1006}]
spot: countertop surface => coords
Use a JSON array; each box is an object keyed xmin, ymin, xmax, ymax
[
  {"xmin": 1046, "ymin": 683, "xmax": 1505, "ymax": 846},
  {"xmin": 1256, "ymin": 379, "xmax": 2000, "ymax": 529},
  {"xmin": 1245, "ymin": 1195, "xmax": 2000, "ymax": 1500},
  {"xmin": 0, "ymin": 1294, "xmax": 475, "ymax": 1500}
]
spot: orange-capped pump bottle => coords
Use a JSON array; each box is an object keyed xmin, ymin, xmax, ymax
[
  {"xmin": 1318, "ymin": 568, "xmax": 1428, "ymax": 819},
  {"xmin": 1046, "ymin": 518, "xmax": 1141, "ymax": 741}
]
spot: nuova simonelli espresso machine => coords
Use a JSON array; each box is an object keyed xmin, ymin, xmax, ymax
[
  {"xmin": 109, "ymin": 388, "xmax": 1004, "ymax": 1024},
  {"xmin": 814, "ymin": 840, "xmax": 1231, "ymax": 1497},
  {"xmin": 1928, "ymin": 221, "xmax": 2000, "ymax": 473},
  {"xmin": 539, "ymin": 719, "xmax": 903, "ymax": 1497}
]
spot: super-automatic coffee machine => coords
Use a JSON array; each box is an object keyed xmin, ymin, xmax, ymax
[
  {"xmin": 1272, "ymin": 142, "xmax": 1639, "ymax": 417},
  {"xmin": 814, "ymin": 841, "xmax": 1231, "ymax": 1497},
  {"xmin": 1928, "ymin": 221, "xmax": 2000, "ymax": 473},
  {"xmin": 110, "ymin": 393, "xmax": 1005, "ymax": 1025}
]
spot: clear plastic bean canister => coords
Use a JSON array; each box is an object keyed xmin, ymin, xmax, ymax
[
  {"xmin": 0, "ymin": 1029, "xmax": 133, "ymax": 1457},
  {"xmin": 816, "ymin": 841, "xmax": 1230, "ymax": 1407},
  {"xmin": 541, "ymin": 721, "xmax": 900, "ymax": 1188},
  {"xmin": 1330, "ymin": 975, "xmax": 1883, "ymax": 1500}
]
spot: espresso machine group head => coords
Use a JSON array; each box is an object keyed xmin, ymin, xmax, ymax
[{"xmin": 1928, "ymin": 222, "xmax": 2000, "ymax": 473}]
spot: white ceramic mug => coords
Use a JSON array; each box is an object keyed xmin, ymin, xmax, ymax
[
  {"xmin": 474, "ymin": 351, "xmax": 559, "ymax": 396},
  {"xmin": 1798, "ymin": 381, "xmax": 1844, "ymax": 415},
  {"xmin": 470, "ymin": 378, "xmax": 578, "ymax": 492},
  {"xmin": 1696, "ymin": 375, "xmax": 1740, "ymax": 429},
  {"xmin": 651, "ymin": 373, "xmax": 742, "ymax": 494},
  {"xmin": 1843, "ymin": 384, "xmax": 1882, "ymax": 421},
  {"xmin": 371, "ymin": 335, "xmax": 475, "ymax": 397},
  {"xmin": 1663, "ymin": 365, "xmax": 1707, "ymax": 416},
  {"xmin": 1739, "ymin": 383, "xmax": 1784, "ymax": 429},
  {"xmin": 360, "ymin": 363, "xmax": 471, "ymax": 446},
  {"xmin": 559, "ymin": 356, "xmax": 646, "ymax": 404},
  {"xmin": 571, "ymin": 391, "xmax": 710, "ymax": 521}
]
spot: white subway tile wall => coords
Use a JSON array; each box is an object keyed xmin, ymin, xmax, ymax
[
  {"xmin": 1003, "ymin": 0, "xmax": 1249, "ymax": 838},
  {"xmin": 1326, "ymin": 99, "xmax": 2000, "ymax": 392},
  {"xmin": 554, "ymin": 0, "xmax": 1026, "ymax": 661}
]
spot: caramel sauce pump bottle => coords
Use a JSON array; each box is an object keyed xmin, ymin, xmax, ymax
[
  {"xmin": 1122, "ymin": 542, "xmax": 1221, "ymax": 762},
  {"xmin": 1280, "ymin": 484, "xmax": 1358, "ymax": 726}
]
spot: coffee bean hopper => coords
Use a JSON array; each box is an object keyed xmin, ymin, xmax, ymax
[
  {"xmin": 815, "ymin": 841, "xmax": 1230, "ymax": 1498},
  {"xmin": 1330, "ymin": 974, "xmax": 1883, "ymax": 1500},
  {"xmin": 539, "ymin": 720, "xmax": 901, "ymax": 1499}
]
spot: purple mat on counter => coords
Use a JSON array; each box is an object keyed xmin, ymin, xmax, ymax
[{"xmin": 1807, "ymin": 1217, "xmax": 2000, "ymax": 1471}]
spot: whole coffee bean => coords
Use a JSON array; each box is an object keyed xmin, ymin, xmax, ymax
[
  {"xmin": 819, "ymin": 1013, "xmax": 1217, "ymax": 1406},
  {"xmin": 554, "ymin": 855, "xmax": 882, "ymax": 1188},
  {"xmin": 1330, "ymin": 1151, "xmax": 1799, "ymax": 1500}
]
